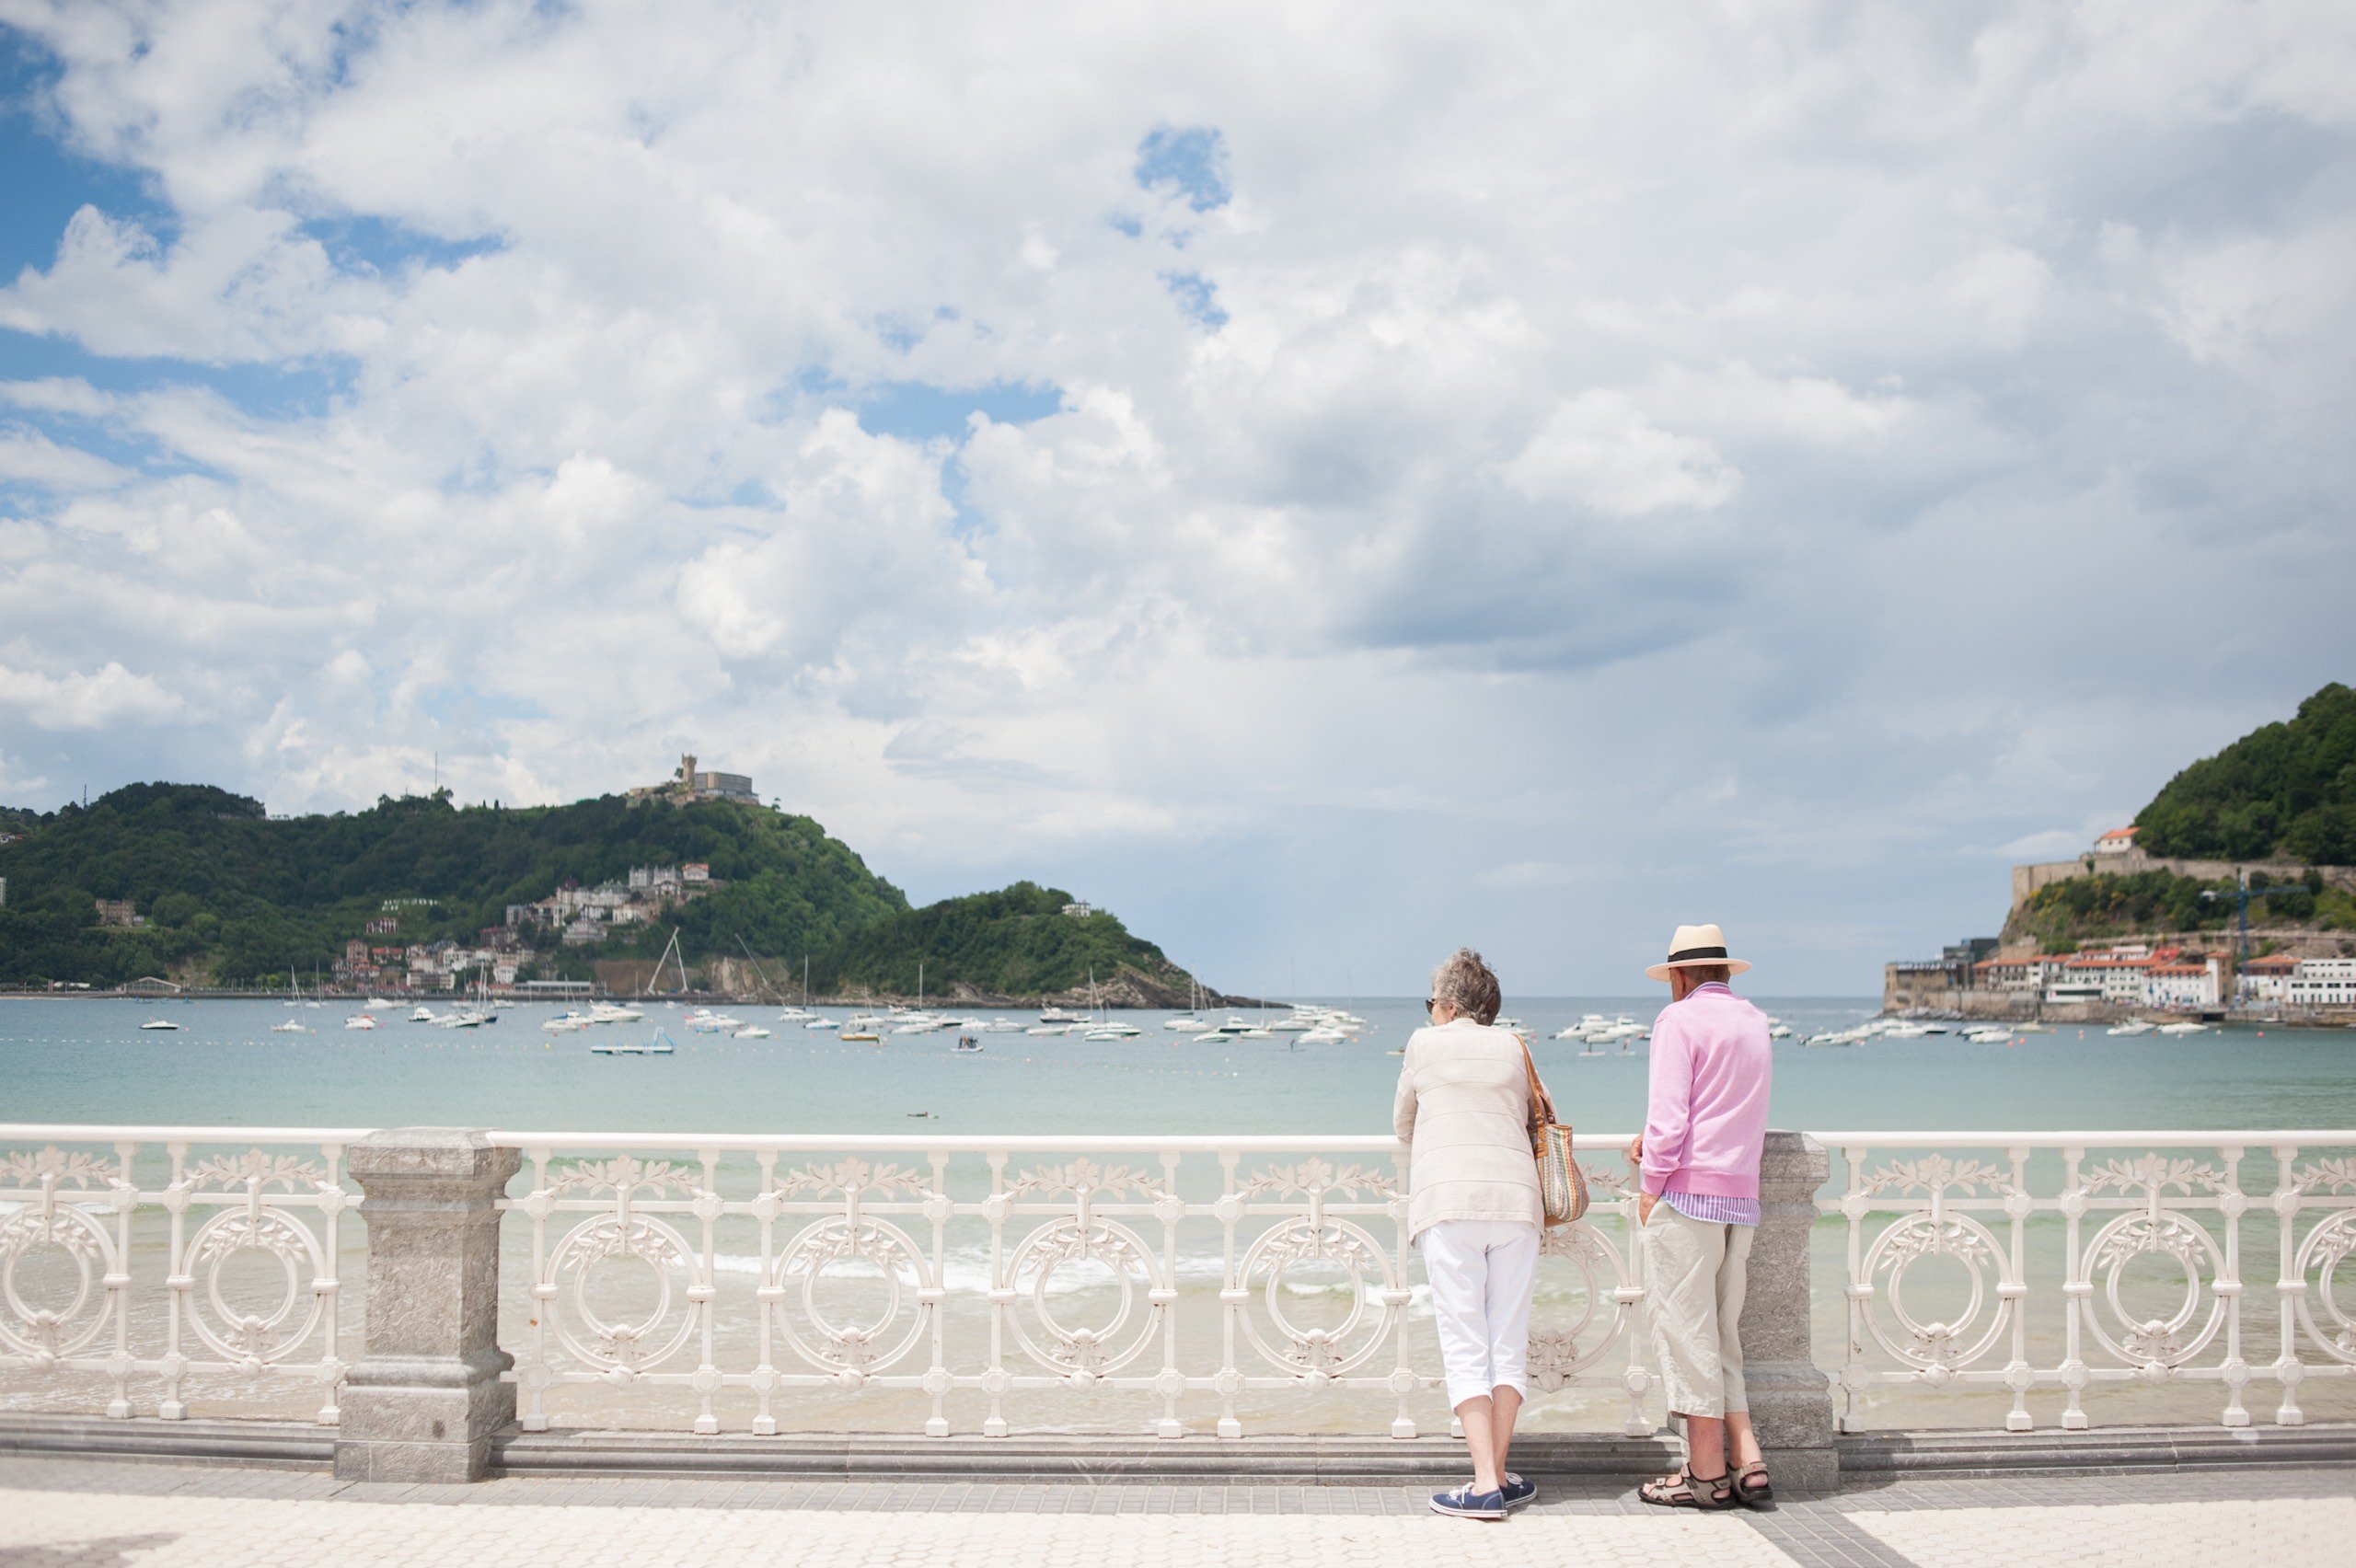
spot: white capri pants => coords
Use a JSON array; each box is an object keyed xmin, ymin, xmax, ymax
[{"xmin": 1418, "ymin": 1219, "xmax": 1542, "ymax": 1409}]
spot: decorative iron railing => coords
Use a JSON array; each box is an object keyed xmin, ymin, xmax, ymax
[
  {"xmin": 1819, "ymin": 1132, "xmax": 2356, "ymax": 1433},
  {"xmin": 489, "ymin": 1133, "xmax": 1653, "ymax": 1439},
  {"xmin": 0, "ymin": 1124, "xmax": 367, "ymax": 1424},
  {"xmin": 6, "ymin": 1122, "xmax": 2354, "ymax": 1445}
]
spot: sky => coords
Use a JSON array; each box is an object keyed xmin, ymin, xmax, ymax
[{"xmin": 1, "ymin": 1, "xmax": 2352, "ymax": 997}]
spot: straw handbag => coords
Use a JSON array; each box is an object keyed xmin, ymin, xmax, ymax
[{"xmin": 1519, "ymin": 1037, "xmax": 1588, "ymax": 1227}]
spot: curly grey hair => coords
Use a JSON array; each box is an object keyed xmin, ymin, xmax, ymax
[{"xmin": 1431, "ymin": 947, "xmax": 1502, "ymax": 1026}]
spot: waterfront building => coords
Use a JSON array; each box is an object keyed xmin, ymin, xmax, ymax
[
  {"xmin": 1974, "ymin": 952, "xmax": 2053, "ymax": 992},
  {"xmin": 2289, "ymin": 957, "xmax": 2356, "ymax": 1008},
  {"xmin": 2142, "ymin": 957, "xmax": 2222, "ymax": 1010},
  {"xmin": 2053, "ymin": 951, "xmax": 2156, "ymax": 1004},
  {"xmin": 2236, "ymin": 952, "xmax": 2301, "ymax": 1004},
  {"xmin": 2092, "ymin": 825, "xmax": 2140, "ymax": 857}
]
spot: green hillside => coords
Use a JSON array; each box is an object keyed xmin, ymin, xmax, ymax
[
  {"xmin": 2004, "ymin": 867, "xmax": 2350, "ymax": 953},
  {"xmin": 2136, "ymin": 683, "xmax": 2356, "ymax": 863},
  {"xmin": 0, "ymin": 783, "xmax": 1212, "ymax": 1000},
  {"xmin": 812, "ymin": 882, "xmax": 1201, "ymax": 1005}
]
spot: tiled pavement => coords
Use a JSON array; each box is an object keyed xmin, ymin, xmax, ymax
[{"xmin": 1, "ymin": 1458, "xmax": 2351, "ymax": 1567}]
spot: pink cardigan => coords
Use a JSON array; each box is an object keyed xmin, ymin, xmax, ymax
[{"xmin": 1640, "ymin": 982, "xmax": 1772, "ymax": 1201}]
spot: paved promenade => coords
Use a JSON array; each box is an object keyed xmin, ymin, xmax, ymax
[{"xmin": 2, "ymin": 1457, "xmax": 2350, "ymax": 1567}]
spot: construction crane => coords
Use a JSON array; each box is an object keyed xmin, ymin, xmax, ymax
[{"xmin": 2200, "ymin": 870, "xmax": 2316, "ymax": 961}]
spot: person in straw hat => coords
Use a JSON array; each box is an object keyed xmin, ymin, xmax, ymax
[{"xmin": 1627, "ymin": 923, "xmax": 1774, "ymax": 1511}]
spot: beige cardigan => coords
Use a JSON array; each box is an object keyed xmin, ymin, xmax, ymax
[{"xmin": 1392, "ymin": 1018, "xmax": 1543, "ymax": 1239}]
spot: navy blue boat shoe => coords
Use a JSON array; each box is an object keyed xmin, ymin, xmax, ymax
[
  {"xmin": 1430, "ymin": 1483, "xmax": 1508, "ymax": 1520},
  {"xmin": 1501, "ymin": 1473, "xmax": 1537, "ymax": 1510}
]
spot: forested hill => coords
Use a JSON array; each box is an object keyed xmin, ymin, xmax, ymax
[
  {"xmin": 0, "ymin": 783, "xmax": 1216, "ymax": 1003},
  {"xmin": 814, "ymin": 882, "xmax": 1205, "ymax": 1007},
  {"xmin": 2136, "ymin": 683, "xmax": 2356, "ymax": 864}
]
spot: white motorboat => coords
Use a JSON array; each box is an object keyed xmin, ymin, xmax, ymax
[
  {"xmin": 2156, "ymin": 1020, "xmax": 2210, "ymax": 1036},
  {"xmin": 1767, "ymin": 1021, "xmax": 1794, "ymax": 1040},
  {"xmin": 1038, "ymin": 1007, "xmax": 1089, "ymax": 1025},
  {"xmin": 271, "ymin": 1020, "xmax": 306, "ymax": 1034},
  {"xmin": 344, "ymin": 1014, "xmax": 379, "ymax": 1031},
  {"xmin": 952, "ymin": 1033, "xmax": 984, "ymax": 1054},
  {"xmin": 1084, "ymin": 1022, "xmax": 1144, "ymax": 1041},
  {"xmin": 684, "ymin": 1009, "xmax": 741, "ymax": 1033},
  {"xmin": 588, "ymin": 1001, "xmax": 644, "ymax": 1024},
  {"xmin": 139, "ymin": 1018, "xmax": 183, "ymax": 1031},
  {"xmin": 410, "ymin": 1006, "xmax": 437, "ymax": 1023},
  {"xmin": 979, "ymin": 1017, "xmax": 1023, "ymax": 1032},
  {"xmin": 1028, "ymin": 1023, "xmax": 1080, "ymax": 1036},
  {"xmin": 543, "ymin": 1013, "xmax": 591, "ymax": 1033},
  {"xmin": 733, "ymin": 1025, "xmax": 773, "ymax": 1038},
  {"xmin": 803, "ymin": 1016, "xmax": 839, "ymax": 1030},
  {"xmin": 364, "ymin": 997, "xmax": 398, "ymax": 1010},
  {"xmin": 2107, "ymin": 1018, "xmax": 2158, "ymax": 1037},
  {"xmin": 1963, "ymin": 1027, "xmax": 2014, "ymax": 1043},
  {"xmin": 1164, "ymin": 1015, "xmax": 1207, "ymax": 1032}
]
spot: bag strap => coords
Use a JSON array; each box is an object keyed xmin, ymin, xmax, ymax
[{"xmin": 1518, "ymin": 1035, "xmax": 1557, "ymax": 1129}]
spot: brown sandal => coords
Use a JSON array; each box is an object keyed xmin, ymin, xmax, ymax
[
  {"xmin": 1637, "ymin": 1466, "xmax": 1736, "ymax": 1510},
  {"xmin": 1733, "ymin": 1461, "xmax": 1773, "ymax": 1508}
]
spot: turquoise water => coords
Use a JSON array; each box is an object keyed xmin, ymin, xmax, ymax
[{"xmin": 4, "ymin": 997, "xmax": 2352, "ymax": 1135}]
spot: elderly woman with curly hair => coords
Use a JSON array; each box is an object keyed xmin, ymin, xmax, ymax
[{"xmin": 1392, "ymin": 947, "xmax": 1544, "ymax": 1521}]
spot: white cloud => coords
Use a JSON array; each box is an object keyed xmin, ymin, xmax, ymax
[
  {"xmin": 0, "ymin": 0, "xmax": 2349, "ymax": 989},
  {"xmin": 1499, "ymin": 391, "xmax": 1739, "ymax": 514},
  {"xmin": 0, "ymin": 659, "xmax": 187, "ymax": 729}
]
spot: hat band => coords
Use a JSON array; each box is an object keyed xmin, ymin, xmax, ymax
[{"xmin": 1667, "ymin": 945, "xmax": 1727, "ymax": 963}]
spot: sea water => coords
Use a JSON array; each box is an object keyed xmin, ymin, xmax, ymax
[
  {"xmin": 5, "ymin": 997, "xmax": 2351, "ymax": 1436},
  {"xmin": 6, "ymin": 996, "xmax": 2352, "ymax": 1133}
]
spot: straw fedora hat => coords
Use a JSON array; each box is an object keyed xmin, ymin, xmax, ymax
[{"xmin": 1646, "ymin": 923, "xmax": 1752, "ymax": 982}]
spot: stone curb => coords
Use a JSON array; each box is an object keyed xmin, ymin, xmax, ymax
[{"xmin": 7, "ymin": 1414, "xmax": 2353, "ymax": 1486}]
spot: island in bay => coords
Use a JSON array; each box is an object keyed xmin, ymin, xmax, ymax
[{"xmin": 0, "ymin": 753, "xmax": 1239, "ymax": 1008}]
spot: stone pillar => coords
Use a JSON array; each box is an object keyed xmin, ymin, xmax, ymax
[
  {"xmin": 1738, "ymin": 1130, "xmax": 1839, "ymax": 1492},
  {"xmin": 334, "ymin": 1128, "xmax": 520, "ymax": 1482}
]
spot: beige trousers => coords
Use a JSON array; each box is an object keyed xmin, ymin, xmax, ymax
[{"xmin": 1640, "ymin": 1205, "xmax": 1752, "ymax": 1420}]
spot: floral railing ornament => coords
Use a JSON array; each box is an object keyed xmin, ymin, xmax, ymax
[
  {"xmin": 0, "ymin": 1128, "xmax": 362, "ymax": 1424},
  {"xmin": 1826, "ymin": 1134, "xmax": 2356, "ymax": 1433},
  {"xmin": 491, "ymin": 1134, "xmax": 1662, "ymax": 1440}
]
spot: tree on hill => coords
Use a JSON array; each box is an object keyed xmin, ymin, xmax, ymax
[{"xmin": 2136, "ymin": 683, "xmax": 2356, "ymax": 864}]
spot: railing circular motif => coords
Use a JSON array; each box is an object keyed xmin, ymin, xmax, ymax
[
  {"xmin": 0, "ymin": 1205, "xmax": 118, "ymax": 1360},
  {"xmin": 547, "ymin": 1213, "xmax": 700, "ymax": 1371},
  {"xmin": 2079, "ymin": 1211, "xmax": 2226, "ymax": 1368},
  {"xmin": 1235, "ymin": 1217, "xmax": 1396, "ymax": 1376},
  {"xmin": 1859, "ymin": 1212, "xmax": 2012, "ymax": 1374},
  {"xmin": 1004, "ymin": 1217, "xmax": 1163, "ymax": 1377},
  {"xmin": 772, "ymin": 1216, "xmax": 932, "ymax": 1374},
  {"xmin": 182, "ymin": 1208, "xmax": 325, "ymax": 1366},
  {"xmin": 2292, "ymin": 1211, "xmax": 2356, "ymax": 1366},
  {"xmin": 1528, "ymin": 1220, "xmax": 1634, "ymax": 1389}
]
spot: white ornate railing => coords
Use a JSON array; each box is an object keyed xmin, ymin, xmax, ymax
[
  {"xmin": 1820, "ymin": 1132, "xmax": 2356, "ymax": 1433},
  {"xmin": 490, "ymin": 1133, "xmax": 1652, "ymax": 1439},
  {"xmin": 0, "ymin": 1124, "xmax": 366, "ymax": 1424},
  {"xmin": 7, "ymin": 1122, "xmax": 2353, "ymax": 1449}
]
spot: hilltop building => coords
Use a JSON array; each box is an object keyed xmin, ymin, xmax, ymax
[{"xmin": 629, "ymin": 753, "xmax": 756, "ymax": 807}]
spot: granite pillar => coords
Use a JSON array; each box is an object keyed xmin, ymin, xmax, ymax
[
  {"xmin": 1736, "ymin": 1129, "xmax": 1839, "ymax": 1492},
  {"xmin": 334, "ymin": 1128, "xmax": 520, "ymax": 1482}
]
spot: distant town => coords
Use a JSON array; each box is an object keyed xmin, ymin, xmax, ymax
[{"xmin": 1888, "ymin": 824, "xmax": 2356, "ymax": 1023}]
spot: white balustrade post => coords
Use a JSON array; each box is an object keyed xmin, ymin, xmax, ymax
[
  {"xmin": 335, "ymin": 1128, "xmax": 520, "ymax": 1482},
  {"xmin": 1739, "ymin": 1130, "xmax": 1838, "ymax": 1493}
]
